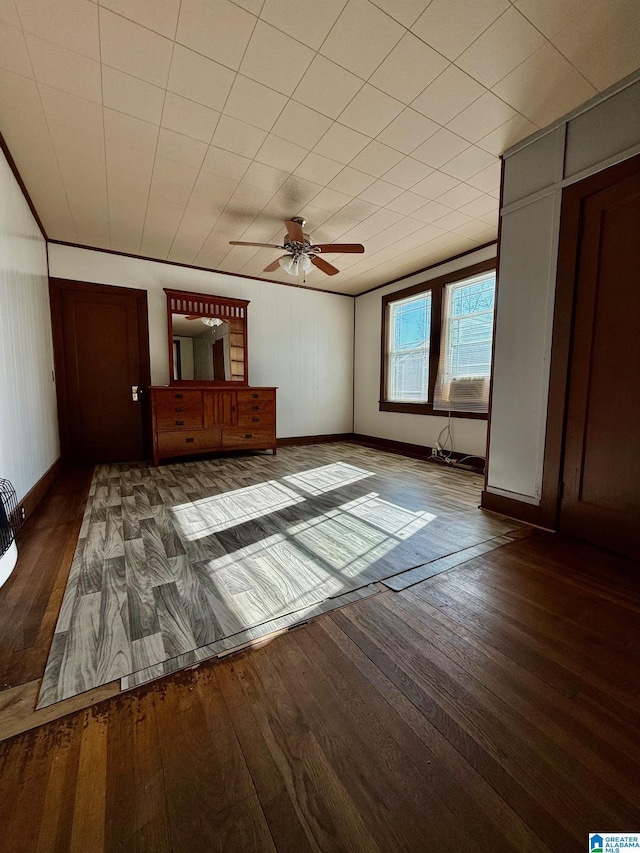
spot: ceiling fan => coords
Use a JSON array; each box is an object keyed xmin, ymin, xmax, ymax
[{"xmin": 228, "ymin": 217, "xmax": 364, "ymax": 277}]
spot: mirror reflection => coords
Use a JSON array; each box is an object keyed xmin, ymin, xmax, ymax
[{"xmin": 172, "ymin": 313, "xmax": 243, "ymax": 382}]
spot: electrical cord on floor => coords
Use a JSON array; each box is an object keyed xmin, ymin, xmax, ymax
[
  {"xmin": 432, "ymin": 411, "xmax": 454, "ymax": 461},
  {"xmin": 429, "ymin": 411, "xmax": 487, "ymax": 470}
]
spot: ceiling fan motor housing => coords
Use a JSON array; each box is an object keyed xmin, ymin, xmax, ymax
[{"xmin": 284, "ymin": 218, "xmax": 313, "ymax": 256}]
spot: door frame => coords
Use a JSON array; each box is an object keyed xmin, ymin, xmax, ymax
[
  {"xmin": 540, "ymin": 152, "xmax": 640, "ymax": 530},
  {"xmin": 49, "ymin": 277, "xmax": 152, "ymax": 462}
]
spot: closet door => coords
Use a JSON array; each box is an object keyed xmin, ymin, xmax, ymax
[{"xmin": 560, "ymin": 161, "xmax": 640, "ymax": 559}]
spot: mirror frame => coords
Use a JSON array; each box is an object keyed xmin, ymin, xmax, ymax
[{"xmin": 165, "ymin": 288, "xmax": 250, "ymax": 386}]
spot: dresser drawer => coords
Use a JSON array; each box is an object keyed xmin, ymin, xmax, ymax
[
  {"xmin": 157, "ymin": 428, "xmax": 221, "ymax": 453},
  {"xmin": 222, "ymin": 428, "xmax": 274, "ymax": 447},
  {"xmin": 155, "ymin": 403, "xmax": 203, "ymax": 431},
  {"xmin": 153, "ymin": 389, "xmax": 202, "ymax": 406},
  {"xmin": 238, "ymin": 400, "xmax": 275, "ymax": 417},
  {"xmin": 237, "ymin": 389, "xmax": 275, "ymax": 403},
  {"xmin": 237, "ymin": 411, "xmax": 274, "ymax": 428}
]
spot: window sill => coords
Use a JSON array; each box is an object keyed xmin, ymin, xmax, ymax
[{"xmin": 379, "ymin": 401, "xmax": 488, "ymax": 420}]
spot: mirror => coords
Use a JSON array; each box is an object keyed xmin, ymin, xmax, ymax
[
  {"xmin": 171, "ymin": 315, "xmax": 232, "ymax": 381},
  {"xmin": 165, "ymin": 289, "xmax": 249, "ymax": 385}
]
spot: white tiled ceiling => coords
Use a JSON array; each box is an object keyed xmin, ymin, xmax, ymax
[{"xmin": 0, "ymin": 0, "xmax": 638, "ymax": 294}]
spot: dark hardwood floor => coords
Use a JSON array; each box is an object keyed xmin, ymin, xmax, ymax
[
  {"xmin": 0, "ymin": 452, "xmax": 639, "ymax": 851},
  {"xmin": 0, "ymin": 465, "xmax": 93, "ymax": 690}
]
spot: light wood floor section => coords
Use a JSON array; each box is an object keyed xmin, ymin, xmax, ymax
[
  {"xmin": 1, "ymin": 527, "xmax": 639, "ymax": 851},
  {"xmin": 38, "ymin": 444, "xmax": 521, "ymax": 706}
]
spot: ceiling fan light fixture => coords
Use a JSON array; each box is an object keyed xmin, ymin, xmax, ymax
[
  {"xmin": 201, "ymin": 317, "xmax": 223, "ymax": 327},
  {"xmin": 278, "ymin": 255, "xmax": 297, "ymax": 275}
]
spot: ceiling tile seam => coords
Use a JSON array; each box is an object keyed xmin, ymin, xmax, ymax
[
  {"xmin": 401, "ymin": 7, "xmax": 548, "ymax": 130},
  {"xmin": 164, "ymin": 2, "xmax": 272, "ymax": 264},
  {"xmin": 97, "ymin": 2, "xmax": 114, "ymax": 251},
  {"xmin": 298, "ymin": 31, "xmax": 531, "ymax": 172},
  {"xmin": 19, "ymin": 38, "xmax": 527, "ymax": 167},
  {"xmin": 18, "ymin": 1, "xmax": 536, "ymax": 156},
  {"xmin": 320, "ymin": 4, "xmax": 406, "ymax": 82},
  {"xmin": 490, "ymin": 5, "xmax": 602, "ymax": 93},
  {"xmin": 99, "ymin": 0, "xmax": 531, "ymax": 159},
  {"xmin": 407, "ymin": 65, "xmax": 490, "ymax": 132},
  {"xmin": 485, "ymin": 39, "xmax": 596, "ymax": 105},
  {"xmin": 137, "ymin": 1, "xmax": 186, "ymax": 257},
  {"xmin": 14, "ymin": 2, "xmax": 80, "ymax": 242},
  {"xmin": 409, "ymin": 0, "xmax": 507, "ymax": 63},
  {"xmin": 90, "ymin": 3, "xmax": 181, "ymax": 43},
  {"xmin": 167, "ymin": 0, "xmax": 356, "ymax": 81},
  {"xmin": 99, "ymin": 6, "xmax": 174, "ymax": 88},
  {"xmin": 367, "ymin": 0, "xmax": 425, "ymax": 29},
  {"xmin": 302, "ymin": 0, "xmax": 437, "ymax": 118}
]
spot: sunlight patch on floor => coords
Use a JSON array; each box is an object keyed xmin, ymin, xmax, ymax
[
  {"xmin": 282, "ymin": 462, "xmax": 374, "ymax": 495},
  {"xmin": 170, "ymin": 480, "xmax": 305, "ymax": 538},
  {"xmin": 341, "ymin": 493, "xmax": 436, "ymax": 539},
  {"xmin": 198, "ymin": 532, "xmax": 349, "ymax": 624}
]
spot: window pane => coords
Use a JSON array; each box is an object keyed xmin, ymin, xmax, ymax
[
  {"xmin": 447, "ymin": 277, "xmax": 495, "ymax": 379},
  {"xmin": 387, "ymin": 293, "xmax": 431, "ymax": 402},
  {"xmin": 394, "ymin": 298, "xmax": 428, "ymax": 350},
  {"xmin": 433, "ymin": 271, "xmax": 496, "ymax": 414},
  {"xmin": 390, "ymin": 350, "xmax": 430, "ymax": 401}
]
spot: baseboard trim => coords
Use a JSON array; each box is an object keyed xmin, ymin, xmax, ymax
[
  {"xmin": 277, "ymin": 433, "xmax": 354, "ymax": 447},
  {"xmin": 352, "ymin": 434, "xmax": 485, "ymax": 473},
  {"xmin": 275, "ymin": 433, "xmax": 486, "ymax": 474},
  {"xmin": 19, "ymin": 458, "xmax": 62, "ymax": 527},
  {"xmin": 481, "ymin": 489, "xmax": 555, "ymax": 529}
]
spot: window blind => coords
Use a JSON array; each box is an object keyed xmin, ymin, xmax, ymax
[{"xmin": 433, "ymin": 273, "xmax": 496, "ymax": 414}]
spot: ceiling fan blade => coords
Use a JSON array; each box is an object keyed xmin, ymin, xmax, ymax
[
  {"xmin": 185, "ymin": 315, "xmax": 200, "ymax": 320},
  {"xmin": 229, "ymin": 241, "xmax": 283, "ymax": 248},
  {"xmin": 310, "ymin": 255, "xmax": 339, "ymax": 276},
  {"xmin": 263, "ymin": 256, "xmax": 286, "ymax": 272},
  {"xmin": 313, "ymin": 243, "xmax": 365, "ymax": 253},
  {"xmin": 284, "ymin": 219, "xmax": 304, "ymax": 243}
]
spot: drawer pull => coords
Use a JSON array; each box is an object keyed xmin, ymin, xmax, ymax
[
  {"xmin": 252, "ymin": 405, "xmax": 259, "ymax": 411},
  {"xmin": 245, "ymin": 433, "xmax": 253, "ymax": 439},
  {"xmin": 251, "ymin": 393, "xmax": 259, "ymax": 398},
  {"xmin": 185, "ymin": 437, "xmax": 194, "ymax": 443},
  {"xmin": 252, "ymin": 417, "xmax": 259, "ymax": 423},
  {"xmin": 174, "ymin": 393, "xmax": 183, "ymax": 399},
  {"xmin": 175, "ymin": 420, "xmax": 184, "ymax": 426},
  {"xmin": 175, "ymin": 407, "xmax": 184, "ymax": 412}
]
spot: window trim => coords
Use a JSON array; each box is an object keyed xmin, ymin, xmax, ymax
[{"xmin": 379, "ymin": 259, "xmax": 496, "ymax": 420}]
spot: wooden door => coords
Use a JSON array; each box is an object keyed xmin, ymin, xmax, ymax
[
  {"xmin": 50, "ymin": 278, "xmax": 151, "ymax": 464},
  {"xmin": 560, "ymin": 160, "xmax": 640, "ymax": 559},
  {"xmin": 213, "ymin": 338, "xmax": 225, "ymax": 380}
]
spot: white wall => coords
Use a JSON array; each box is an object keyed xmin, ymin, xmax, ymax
[
  {"xmin": 0, "ymin": 147, "xmax": 59, "ymax": 503},
  {"xmin": 354, "ymin": 245, "xmax": 496, "ymax": 459},
  {"xmin": 48, "ymin": 245, "xmax": 354, "ymax": 439},
  {"xmin": 486, "ymin": 73, "xmax": 640, "ymax": 505}
]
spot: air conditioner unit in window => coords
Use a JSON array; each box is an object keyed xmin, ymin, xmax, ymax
[{"xmin": 449, "ymin": 376, "xmax": 487, "ymax": 403}]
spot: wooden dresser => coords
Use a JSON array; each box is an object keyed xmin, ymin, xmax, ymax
[{"xmin": 150, "ymin": 386, "xmax": 277, "ymax": 466}]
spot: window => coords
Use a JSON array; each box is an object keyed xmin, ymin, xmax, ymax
[
  {"xmin": 380, "ymin": 260, "xmax": 496, "ymax": 418},
  {"xmin": 433, "ymin": 272, "xmax": 495, "ymax": 414},
  {"xmin": 387, "ymin": 292, "xmax": 431, "ymax": 403}
]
